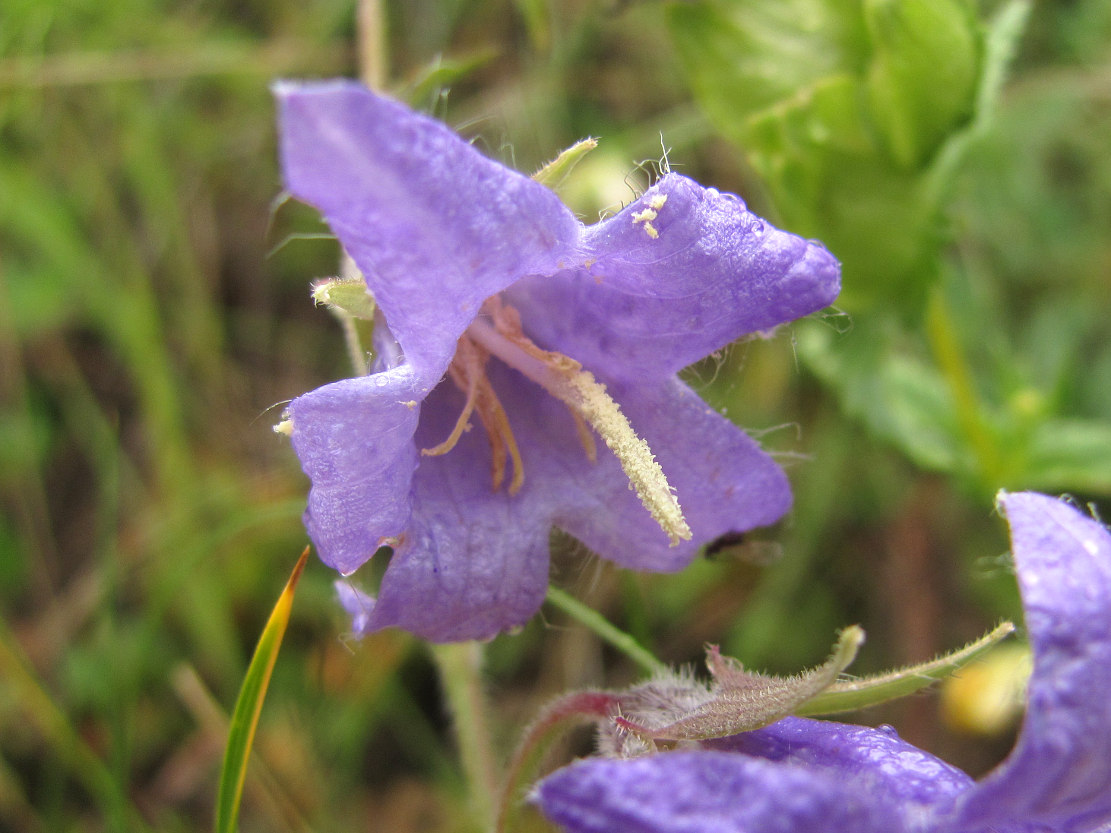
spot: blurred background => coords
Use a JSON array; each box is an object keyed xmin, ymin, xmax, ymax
[{"xmin": 1, "ymin": 0, "xmax": 1109, "ymax": 830}]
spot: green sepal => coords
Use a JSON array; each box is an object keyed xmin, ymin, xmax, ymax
[
  {"xmin": 532, "ymin": 138, "xmax": 599, "ymax": 192},
  {"xmin": 617, "ymin": 626, "xmax": 864, "ymax": 742},
  {"xmin": 311, "ymin": 276, "xmax": 377, "ymax": 321},
  {"xmin": 798, "ymin": 621, "xmax": 1015, "ymax": 716}
]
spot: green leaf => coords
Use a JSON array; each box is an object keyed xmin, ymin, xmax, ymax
[
  {"xmin": 215, "ymin": 548, "xmax": 310, "ymax": 833},
  {"xmin": 1023, "ymin": 419, "xmax": 1111, "ymax": 494},
  {"xmin": 664, "ymin": 0, "xmax": 944, "ymax": 309},
  {"xmin": 666, "ymin": 0, "xmax": 868, "ymax": 144},
  {"xmin": 666, "ymin": 0, "xmax": 1029, "ymax": 313},
  {"xmin": 864, "ymin": 0, "xmax": 981, "ymax": 168},
  {"xmin": 798, "ymin": 320, "xmax": 964, "ymax": 474},
  {"xmin": 925, "ymin": 0, "xmax": 1034, "ymax": 203}
]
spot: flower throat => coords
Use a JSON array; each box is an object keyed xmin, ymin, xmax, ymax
[{"xmin": 423, "ymin": 297, "xmax": 692, "ymax": 546}]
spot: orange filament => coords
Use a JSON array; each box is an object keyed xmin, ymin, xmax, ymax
[
  {"xmin": 422, "ymin": 337, "xmax": 483, "ymax": 457},
  {"xmin": 472, "ymin": 372, "xmax": 525, "ymax": 495},
  {"xmin": 423, "ymin": 333, "xmax": 525, "ymax": 495},
  {"xmin": 484, "ymin": 296, "xmax": 598, "ymax": 462}
]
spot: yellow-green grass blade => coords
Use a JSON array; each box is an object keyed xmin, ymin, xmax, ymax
[{"xmin": 215, "ymin": 547, "xmax": 310, "ymax": 833}]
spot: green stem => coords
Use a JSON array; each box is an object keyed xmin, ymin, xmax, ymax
[
  {"xmin": 356, "ymin": 0, "xmax": 388, "ymax": 91},
  {"xmin": 335, "ymin": 303, "xmax": 369, "ymax": 376},
  {"xmin": 545, "ymin": 586, "xmax": 667, "ymax": 675},
  {"xmin": 429, "ymin": 643, "xmax": 499, "ymax": 833},
  {"xmin": 925, "ymin": 287, "xmax": 1000, "ymax": 485}
]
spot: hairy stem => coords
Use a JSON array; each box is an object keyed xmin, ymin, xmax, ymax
[{"xmin": 430, "ymin": 642, "xmax": 500, "ymax": 833}]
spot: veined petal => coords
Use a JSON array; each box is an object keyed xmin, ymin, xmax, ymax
[
  {"xmin": 288, "ymin": 363, "xmax": 424, "ymax": 576},
  {"xmin": 712, "ymin": 717, "xmax": 972, "ymax": 825},
  {"xmin": 555, "ymin": 376, "xmax": 791, "ymax": 572},
  {"xmin": 275, "ymin": 80, "xmax": 582, "ymax": 379},
  {"xmin": 347, "ymin": 374, "xmax": 554, "ymax": 642},
  {"xmin": 949, "ymin": 492, "xmax": 1111, "ymax": 832},
  {"xmin": 507, "ymin": 174, "xmax": 841, "ymax": 383},
  {"xmin": 537, "ymin": 750, "xmax": 905, "ymax": 833},
  {"xmin": 342, "ymin": 364, "xmax": 790, "ymax": 639}
]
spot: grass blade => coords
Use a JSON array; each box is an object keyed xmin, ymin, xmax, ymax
[{"xmin": 215, "ymin": 547, "xmax": 310, "ymax": 833}]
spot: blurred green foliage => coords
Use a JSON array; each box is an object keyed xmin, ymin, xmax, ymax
[
  {"xmin": 1, "ymin": 0, "xmax": 1109, "ymax": 830},
  {"xmin": 668, "ymin": 0, "xmax": 983, "ymax": 310},
  {"xmin": 669, "ymin": 0, "xmax": 1111, "ymax": 499}
]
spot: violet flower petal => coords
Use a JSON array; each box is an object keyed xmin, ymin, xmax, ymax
[
  {"xmin": 344, "ymin": 372, "xmax": 552, "ymax": 641},
  {"xmin": 276, "ymin": 79, "xmax": 581, "ymax": 380},
  {"xmin": 537, "ymin": 751, "xmax": 906, "ymax": 833},
  {"xmin": 288, "ymin": 364, "xmax": 422, "ymax": 576},
  {"xmin": 538, "ymin": 493, "xmax": 1111, "ymax": 833},
  {"xmin": 509, "ymin": 175, "xmax": 841, "ymax": 382},
  {"xmin": 711, "ymin": 717, "xmax": 973, "ymax": 823},
  {"xmin": 949, "ymin": 492, "xmax": 1111, "ymax": 832},
  {"xmin": 342, "ymin": 364, "xmax": 791, "ymax": 641}
]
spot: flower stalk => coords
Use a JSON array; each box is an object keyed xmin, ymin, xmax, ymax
[{"xmin": 430, "ymin": 642, "xmax": 500, "ymax": 833}]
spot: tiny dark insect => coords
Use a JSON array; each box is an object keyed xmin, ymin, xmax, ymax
[
  {"xmin": 705, "ymin": 531, "xmax": 746, "ymax": 559},
  {"xmin": 705, "ymin": 532, "xmax": 781, "ymax": 566}
]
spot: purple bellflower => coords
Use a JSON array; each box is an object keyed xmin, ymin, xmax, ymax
[
  {"xmin": 275, "ymin": 81, "xmax": 840, "ymax": 642},
  {"xmin": 537, "ymin": 492, "xmax": 1111, "ymax": 833}
]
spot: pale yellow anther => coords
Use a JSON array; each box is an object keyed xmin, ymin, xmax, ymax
[
  {"xmin": 632, "ymin": 193, "xmax": 667, "ymax": 239},
  {"xmin": 430, "ymin": 296, "xmax": 690, "ymax": 542},
  {"xmin": 469, "ymin": 298, "xmax": 691, "ymax": 545},
  {"xmin": 558, "ymin": 367, "xmax": 689, "ymax": 543}
]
